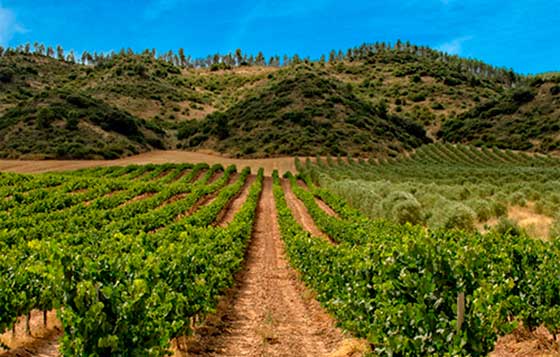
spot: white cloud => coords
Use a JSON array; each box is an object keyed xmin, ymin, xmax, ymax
[
  {"xmin": 0, "ymin": 5, "xmax": 25, "ymax": 46},
  {"xmin": 437, "ymin": 36, "xmax": 472, "ymax": 55}
]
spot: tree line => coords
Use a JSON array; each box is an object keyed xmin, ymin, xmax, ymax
[{"xmin": 0, "ymin": 40, "xmax": 520, "ymax": 84}]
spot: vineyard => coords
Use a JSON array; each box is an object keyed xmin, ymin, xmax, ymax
[
  {"xmin": 0, "ymin": 163, "xmax": 266, "ymax": 355},
  {"xmin": 1, "ymin": 144, "xmax": 560, "ymax": 356}
]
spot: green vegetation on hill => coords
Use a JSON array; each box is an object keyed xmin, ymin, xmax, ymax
[
  {"xmin": 0, "ymin": 90, "xmax": 164, "ymax": 159},
  {"xmin": 440, "ymin": 76, "xmax": 560, "ymax": 152},
  {"xmin": 177, "ymin": 65, "xmax": 430, "ymax": 157},
  {"xmin": 0, "ymin": 42, "xmax": 557, "ymax": 158}
]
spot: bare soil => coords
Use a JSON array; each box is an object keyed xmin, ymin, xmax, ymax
[
  {"xmin": 508, "ymin": 204, "xmax": 553, "ymax": 240},
  {"xmin": 0, "ymin": 151, "xmax": 298, "ymax": 177},
  {"xmin": 117, "ymin": 192, "xmax": 155, "ymax": 208},
  {"xmin": 478, "ymin": 202, "xmax": 553, "ymax": 240},
  {"xmin": 295, "ymin": 180, "xmax": 339, "ymax": 218},
  {"xmin": 492, "ymin": 325, "xmax": 560, "ymax": 357},
  {"xmin": 314, "ymin": 197, "xmax": 339, "ymax": 218},
  {"xmin": 215, "ymin": 175, "xmax": 256, "ymax": 227},
  {"xmin": 281, "ymin": 180, "xmax": 330, "ymax": 242},
  {"xmin": 171, "ymin": 168, "xmax": 192, "ymax": 183},
  {"xmin": 184, "ymin": 178, "xmax": 364, "ymax": 357},
  {"xmin": 0, "ymin": 310, "xmax": 61, "ymax": 357}
]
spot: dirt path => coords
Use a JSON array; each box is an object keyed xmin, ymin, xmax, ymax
[
  {"xmin": 0, "ymin": 310, "xmax": 61, "ymax": 357},
  {"xmin": 281, "ymin": 180, "xmax": 330, "ymax": 241},
  {"xmin": 296, "ymin": 180, "xmax": 339, "ymax": 218},
  {"xmin": 0, "ymin": 151, "xmax": 299, "ymax": 176},
  {"xmin": 190, "ymin": 178, "xmax": 354, "ymax": 357},
  {"xmin": 216, "ymin": 175, "xmax": 256, "ymax": 227}
]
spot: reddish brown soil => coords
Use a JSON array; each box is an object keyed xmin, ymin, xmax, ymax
[
  {"xmin": 0, "ymin": 151, "xmax": 298, "ymax": 177},
  {"xmin": 117, "ymin": 192, "xmax": 155, "ymax": 208},
  {"xmin": 295, "ymin": 180, "xmax": 339, "ymax": 218},
  {"xmin": 151, "ymin": 169, "xmax": 174, "ymax": 181},
  {"xmin": 492, "ymin": 325, "xmax": 560, "ymax": 357},
  {"xmin": 0, "ymin": 310, "xmax": 61, "ymax": 357},
  {"xmin": 206, "ymin": 171, "xmax": 224, "ymax": 185},
  {"xmin": 189, "ymin": 169, "xmax": 207, "ymax": 183},
  {"xmin": 215, "ymin": 176, "xmax": 256, "ymax": 227},
  {"xmin": 175, "ymin": 189, "xmax": 220, "ymax": 222},
  {"xmin": 183, "ymin": 178, "xmax": 365, "ymax": 356},
  {"xmin": 157, "ymin": 192, "xmax": 191, "ymax": 209},
  {"xmin": 171, "ymin": 168, "xmax": 192, "ymax": 183},
  {"xmin": 281, "ymin": 180, "xmax": 331, "ymax": 242},
  {"xmin": 68, "ymin": 188, "xmax": 88, "ymax": 195},
  {"xmin": 314, "ymin": 198, "xmax": 339, "ymax": 218}
]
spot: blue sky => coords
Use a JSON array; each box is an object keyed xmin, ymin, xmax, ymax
[{"xmin": 0, "ymin": 0, "xmax": 558, "ymax": 74}]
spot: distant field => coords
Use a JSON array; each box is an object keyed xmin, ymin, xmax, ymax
[{"xmin": 0, "ymin": 150, "xmax": 297, "ymax": 176}]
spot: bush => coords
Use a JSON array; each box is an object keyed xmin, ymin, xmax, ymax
[
  {"xmin": 509, "ymin": 192, "xmax": 527, "ymax": 207},
  {"xmin": 0, "ymin": 67, "xmax": 14, "ymax": 83},
  {"xmin": 493, "ymin": 217, "xmax": 524, "ymax": 237},
  {"xmin": 381, "ymin": 191, "xmax": 423, "ymax": 225},
  {"xmin": 392, "ymin": 199, "xmax": 423, "ymax": 225},
  {"xmin": 491, "ymin": 201, "xmax": 508, "ymax": 218},
  {"xmin": 430, "ymin": 202, "xmax": 476, "ymax": 231},
  {"xmin": 466, "ymin": 199, "xmax": 493, "ymax": 221}
]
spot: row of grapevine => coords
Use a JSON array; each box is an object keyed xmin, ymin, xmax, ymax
[
  {"xmin": 274, "ymin": 171, "xmax": 560, "ymax": 356},
  {"xmin": 0, "ymin": 164, "xmax": 263, "ymax": 355}
]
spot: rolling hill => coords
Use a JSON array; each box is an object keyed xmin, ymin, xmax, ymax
[
  {"xmin": 439, "ymin": 76, "xmax": 560, "ymax": 152},
  {"xmin": 0, "ymin": 42, "xmax": 557, "ymax": 158}
]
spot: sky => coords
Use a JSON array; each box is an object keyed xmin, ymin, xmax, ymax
[{"xmin": 0, "ymin": 0, "xmax": 558, "ymax": 74}]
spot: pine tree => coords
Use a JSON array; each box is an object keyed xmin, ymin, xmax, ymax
[
  {"xmin": 56, "ymin": 45, "xmax": 65, "ymax": 61},
  {"xmin": 235, "ymin": 48, "xmax": 243, "ymax": 66},
  {"xmin": 36, "ymin": 44, "xmax": 46, "ymax": 56},
  {"xmin": 328, "ymin": 50, "xmax": 336, "ymax": 64},
  {"xmin": 255, "ymin": 51, "xmax": 265, "ymax": 66},
  {"xmin": 66, "ymin": 50, "xmax": 76, "ymax": 63},
  {"xmin": 178, "ymin": 48, "xmax": 186, "ymax": 67}
]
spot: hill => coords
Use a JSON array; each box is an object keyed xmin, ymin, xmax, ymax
[
  {"xmin": 439, "ymin": 76, "xmax": 560, "ymax": 152},
  {"xmin": 177, "ymin": 65, "xmax": 430, "ymax": 157},
  {"xmin": 1, "ymin": 42, "xmax": 557, "ymax": 158},
  {"xmin": 0, "ymin": 90, "xmax": 164, "ymax": 159}
]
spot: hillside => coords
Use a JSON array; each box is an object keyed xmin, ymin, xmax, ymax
[
  {"xmin": 177, "ymin": 65, "xmax": 430, "ymax": 157},
  {"xmin": 440, "ymin": 76, "xmax": 560, "ymax": 152},
  {"xmin": 1, "ymin": 42, "xmax": 557, "ymax": 158},
  {"xmin": 0, "ymin": 90, "xmax": 165, "ymax": 159}
]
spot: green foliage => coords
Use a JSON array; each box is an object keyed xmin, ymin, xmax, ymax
[
  {"xmin": 493, "ymin": 217, "xmax": 524, "ymax": 237},
  {"xmin": 0, "ymin": 90, "xmax": 164, "ymax": 159},
  {"xmin": 0, "ymin": 164, "xmax": 264, "ymax": 355},
  {"xmin": 440, "ymin": 79, "xmax": 560, "ymax": 153},
  {"xmin": 273, "ymin": 172, "xmax": 560, "ymax": 356},
  {"xmin": 178, "ymin": 65, "xmax": 430, "ymax": 157}
]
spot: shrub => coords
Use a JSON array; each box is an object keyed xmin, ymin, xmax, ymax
[
  {"xmin": 491, "ymin": 201, "xmax": 508, "ymax": 218},
  {"xmin": 430, "ymin": 202, "xmax": 476, "ymax": 231},
  {"xmin": 392, "ymin": 199, "xmax": 423, "ymax": 225},
  {"xmin": 509, "ymin": 192, "xmax": 527, "ymax": 207},
  {"xmin": 466, "ymin": 199, "xmax": 493, "ymax": 221},
  {"xmin": 493, "ymin": 217, "xmax": 524, "ymax": 237}
]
